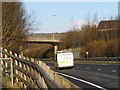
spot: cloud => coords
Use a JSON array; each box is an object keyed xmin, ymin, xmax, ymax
[{"xmin": 66, "ymin": 19, "xmax": 85, "ymax": 30}]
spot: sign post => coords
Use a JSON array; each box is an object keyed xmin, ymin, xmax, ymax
[{"xmin": 86, "ymin": 51, "xmax": 89, "ymax": 58}]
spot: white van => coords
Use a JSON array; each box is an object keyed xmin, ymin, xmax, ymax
[{"xmin": 55, "ymin": 50, "xmax": 74, "ymax": 69}]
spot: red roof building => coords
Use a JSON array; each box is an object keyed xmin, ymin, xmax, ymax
[{"xmin": 97, "ymin": 20, "xmax": 118, "ymax": 31}]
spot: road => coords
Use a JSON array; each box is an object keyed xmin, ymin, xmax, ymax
[{"xmin": 45, "ymin": 62, "xmax": 119, "ymax": 90}]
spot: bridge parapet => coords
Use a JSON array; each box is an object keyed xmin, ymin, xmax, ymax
[
  {"xmin": 28, "ymin": 36, "xmax": 61, "ymax": 40},
  {"xmin": 27, "ymin": 33, "xmax": 64, "ymax": 40},
  {"xmin": 26, "ymin": 36, "xmax": 61, "ymax": 45},
  {"xmin": 0, "ymin": 48, "xmax": 80, "ymax": 89},
  {"xmin": 27, "ymin": 38, "xmax": 61, "ymax": 43}
]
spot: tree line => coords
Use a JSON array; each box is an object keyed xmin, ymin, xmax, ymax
[{"xmin": 60, "ymin": 18, "xmax": 119, "ymax": 57}]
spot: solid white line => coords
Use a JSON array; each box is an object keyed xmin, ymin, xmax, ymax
[{"xmin": 55, "ymin": 72, "xmax": 107, "ymax": 90}]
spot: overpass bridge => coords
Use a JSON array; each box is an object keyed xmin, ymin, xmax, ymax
[
  {"xmin": 24, "ymin": 35, "xmax": 62, "ymax": 58},
  {"xmin": 26, "ymin": 36, "xmax": 61, "ymax": 45}
]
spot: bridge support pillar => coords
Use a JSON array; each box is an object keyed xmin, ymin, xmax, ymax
[
  {"xmin": 54, "ymin": 45, "xmax": 58, "ymax": 59},
  {"xmin": 54, "ymin": 45, "xmax": 58, "ymax": 55}
]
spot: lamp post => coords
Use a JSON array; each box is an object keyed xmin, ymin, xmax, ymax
[{"xmin": 52, "ymin": 14, "xmax": 56, "ymax": 39}]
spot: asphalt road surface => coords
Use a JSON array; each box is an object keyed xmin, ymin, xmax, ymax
[{"xmin": 45, "ymin": 62, "xmax": 119, "ymax": 90}]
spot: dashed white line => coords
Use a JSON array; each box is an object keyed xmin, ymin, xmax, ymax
[
  {"xmin": 97, "ymin": 69, "xmax": 101, "ymax": 71},
  {"xmin": 55, "ymin": 72, "xmax": 107, "ymax": 90},
  {"xmin": 86, "ymin": 67, "xmax": 90, "ymax": 70},
  {"xmin": 112, "ymin": 70, "xmax": 116, "ymax": 72}
]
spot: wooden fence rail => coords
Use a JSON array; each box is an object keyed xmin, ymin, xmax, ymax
[{"xmin": 0, "ymin": 48, "xmax": 80, "ymax": 89}]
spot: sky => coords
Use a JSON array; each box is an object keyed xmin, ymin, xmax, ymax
[{"xmin": 23, "ymin": 1, "xmax": 119, "ymax": 33}]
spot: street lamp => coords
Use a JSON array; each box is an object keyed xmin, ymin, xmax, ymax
[{"xmin": 52, "ymin": 14, "xmax": 56, "ymax": 39}]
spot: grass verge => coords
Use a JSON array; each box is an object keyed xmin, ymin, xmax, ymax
[{"xmin": 2, "ymin": 75, "xmax": 19, "ymax": 88}]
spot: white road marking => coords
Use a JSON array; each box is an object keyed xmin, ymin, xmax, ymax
[
  {"xmin": 55, "ymin": 72, "xmax": 107, "ymax": 90},
  {"xmin": 97, "ymin": 69, "xmax": 101, "ymax": 71},
  {"xmin": 112, "ymin": 70, "xmax": 116, "ymax": 72},
  {"xmin": 86, "ymin": 67, "xmax": 90, "ymax": 70},
  {"xmin": 101, "ymin": 64, "xmax": 109, "ymax": 65}
]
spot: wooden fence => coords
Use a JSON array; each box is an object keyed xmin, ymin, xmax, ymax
[{"xmin": 0, "ymin": 48, "xmax": 80, "ymax": 89}]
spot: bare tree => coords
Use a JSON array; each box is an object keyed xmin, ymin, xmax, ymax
[
  {"xmin": 85, "ymin": 12, "xmax": 91, "ymax": 25},
  {"xmin": 2, "ymin": 2, "xmax": 33, "ymax": 53}
]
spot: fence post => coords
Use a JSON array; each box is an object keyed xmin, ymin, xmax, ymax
[
  {"xmin": 4, "ymin": 49, "xmax": 8, "ymax": 74},
  {"xmin": 41, "ymin": 76, "xmax": 48, "ymax": 88},
  {"xmin": 9, "ymin": 51, "xmax": 14, "ymax": 86},
  {"xmin": 23, "ymin": 73, "xmax": 27, "ymax": 88},
  {"xmin": 0, "ymin": 47, "xmax": 3, "ymax": 74},
  {"xmin": 14, "ymin": 58, "xmax": 19, "ymax": 84},
  {"xmin": 10, "ymin": 58, "xmax": 13, "ymax": 86},
  {"xmin": 19, "ymin": 62, "xmax": 23, "ymax": 77},
  {"xmin": 39, "ymin": 60, "xmax": 42, "ymax": 66},
  {"xmin": 31, "ymin": 58, "xmax": 34, "ymax": 63},
  {"xmin": 26, "ymin": 75, "xmax": 30, "ymax": 86},
  {"xmin": 38, "ymin": 72, "xmax": 42, "ymax": 85}
]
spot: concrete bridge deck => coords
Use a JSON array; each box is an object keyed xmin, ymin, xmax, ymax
[{"xmin": 26, "ymin": 36, "xmax": 61, "ymax": 45}]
